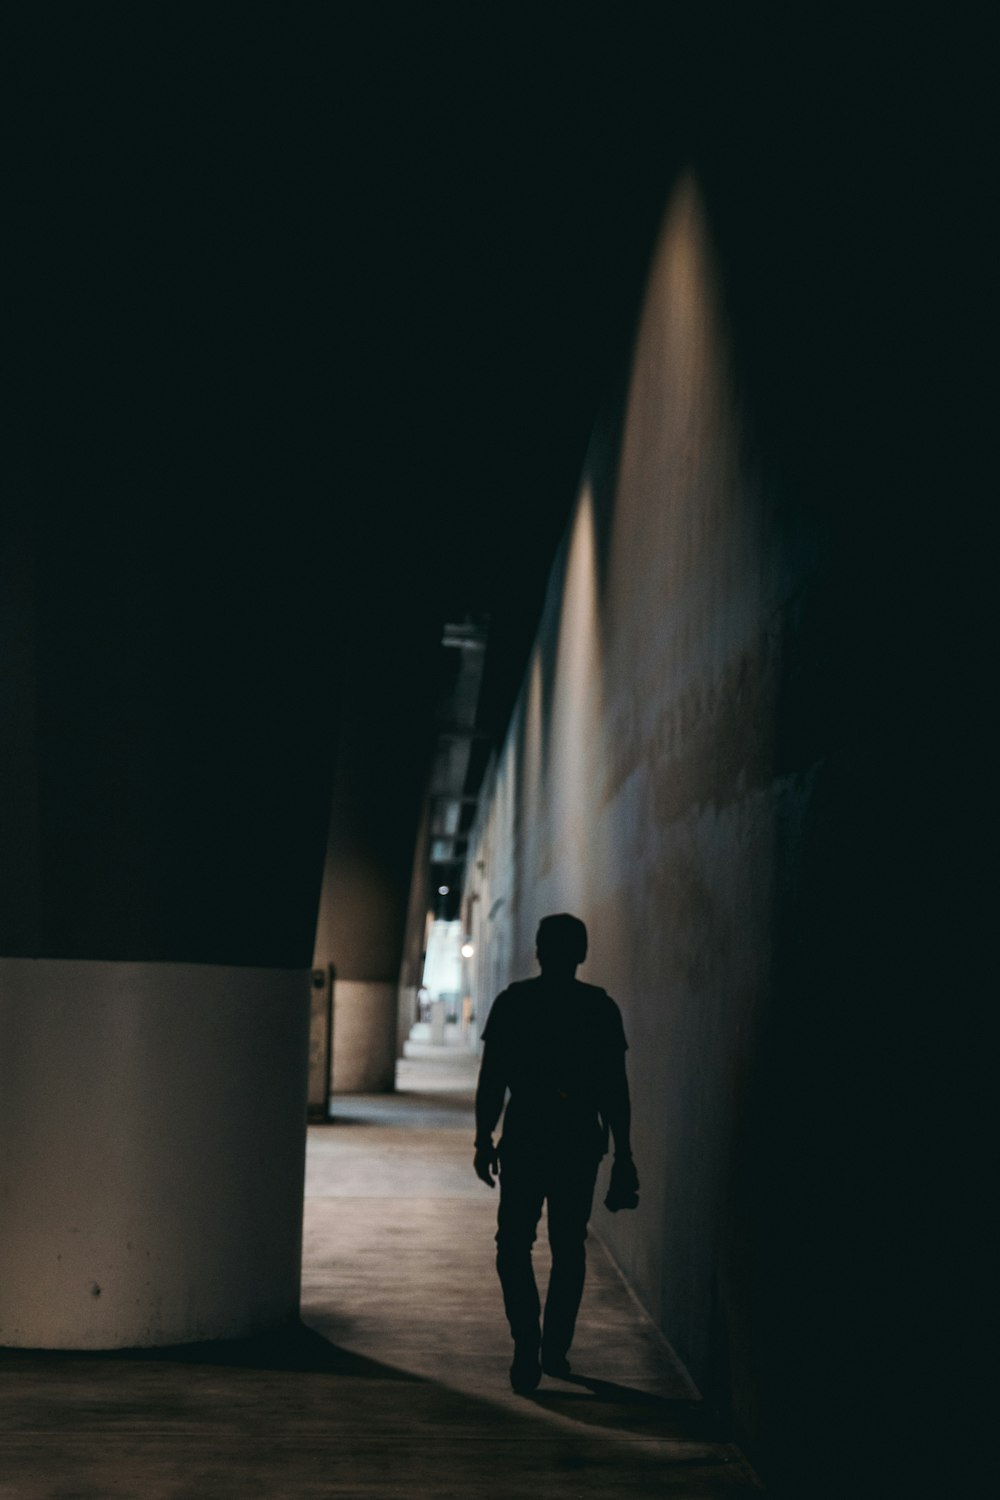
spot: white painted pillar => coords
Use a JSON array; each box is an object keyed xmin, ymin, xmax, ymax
[{"xmin": 0, "ymin": 959, "xmax": 310, "ymax": 1349}]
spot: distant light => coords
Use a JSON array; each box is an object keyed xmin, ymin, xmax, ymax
[
  {"xmin": 461, "ymin": 943, "xmax": 475, "ymax": 959},
  {"xmin": 438, "ymin": 885, "xmax": 450, "ymax": 895}
]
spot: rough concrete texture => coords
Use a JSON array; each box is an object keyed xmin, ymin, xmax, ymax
[
  {"xmin": 465, "ymin": 174, "xmax": 800, "ymax": 1432},
  {"xmin": 330, "ymin": 979, "xmax": 399, "ymax": 1093},
  {"xmin": 0, "ymin": 1054, "xmax": 760, "ymax": 1497},
  {"xmin": 0, "ymin": 959, "xmax": 310, "ymax": 1349},
  {"xmin": 461, "ymin": 172, "xmax": 853, "ymax": 1487}
]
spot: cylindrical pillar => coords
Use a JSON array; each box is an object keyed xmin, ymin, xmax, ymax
[
  {"xmin": 329, "ymin": 979, "xmax": 398, "ymax": 1093},
  {"xmin": 4, "ymin": 146, "xmax": 341, "ymax": 1350},
  {"xmin": 311, "ymin": 629, "xmax": 439, "ymax": 1093},
  {"xmin": 0, "ymin": 959, "xmax": 309, "ymax": 1349}
]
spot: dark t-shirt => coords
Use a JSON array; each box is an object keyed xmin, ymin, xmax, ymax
[{"xmin": 481, "ymin": 976, "xmax": 628, "ymax": 1157}]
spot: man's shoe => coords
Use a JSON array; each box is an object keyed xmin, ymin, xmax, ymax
[
  {"xmin": 541, "ymin": 1351, "xmax": 572, "ymax": 1380},
  {"xmin": 509, "ymin": 1342, "xmax": 541, "ymax": 1394}
]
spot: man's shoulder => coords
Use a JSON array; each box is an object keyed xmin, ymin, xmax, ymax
[
  {"xmin": 575, "ymin": 980, "xmax": 618, "ymax": 1010},
  {"xmin": 502, "ymin": 977, "xmax": 618, "ymax": 1007},
  {"xmin": 482, "ymin": 979, "xmax": 535, "ymax": 1038},
  {"xmin": 575, "ymin": 983, "xmax": 628, "ymax": 1046},
  {"xmin": 492, "ymin": 978, "xmax": 538, "ymax": 1006},
  {"xmin": 490, "ymin": 977, "xmax": 620, "ymax": 1015}
]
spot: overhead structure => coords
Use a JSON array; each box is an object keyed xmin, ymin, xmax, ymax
[{"xmin": 427, "ymin": 619, "xmax": 491, "ymax": 919}]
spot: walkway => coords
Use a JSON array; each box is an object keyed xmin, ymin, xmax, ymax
[{"xmin": 0, "ymin": 1052, "xmax": 761, "ymax": 1497}]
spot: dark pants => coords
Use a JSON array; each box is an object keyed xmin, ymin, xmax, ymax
[{"xmin": 495, "ymin": 1148, "xmax": 600, "ymax": 1356}]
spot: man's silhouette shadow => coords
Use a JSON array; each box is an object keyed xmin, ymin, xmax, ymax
[{"xmin": 531, "ymin": 1369, "xmax": 720, "ymax": 1440}]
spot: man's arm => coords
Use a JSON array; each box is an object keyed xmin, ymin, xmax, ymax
[
  {"xmin": 601, "ymin": 1046, "xmax": 640, "ymax": 1212},
  {"xmin": 473, "ymin": 1037, "xmax": 506, "ymax": 1188},
  {"xmin": 601, "ymin": 1049, "xmax": 632, "ymax": 1159}
]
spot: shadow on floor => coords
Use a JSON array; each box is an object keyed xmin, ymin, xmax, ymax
[
  {"xmin": 0, "ymin": 1319, "xmax": 421, "ymax": 1383},
  {"xmin": 0, "ymin": 1322, "xmax": 759, "ymax": 1497},
  {"xmin": 532, "ymin": 1372, "xmax": 720, "ymax": 1439}
]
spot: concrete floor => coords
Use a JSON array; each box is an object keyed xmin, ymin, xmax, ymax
[{"xmin": 0, "ymin": 1051, "xmax": 761, "ymax": 1497}]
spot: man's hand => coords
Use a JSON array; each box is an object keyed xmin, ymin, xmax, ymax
[
  {"xmin": 604, "ymin": 1154, "xmax": 639, "ymax": 1212},
  {"xmin": 474, "ymin": 1141, "xmax": 499, "ymax": 1188}
]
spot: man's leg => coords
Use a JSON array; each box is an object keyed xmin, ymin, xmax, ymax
[
  {"xmin": 495, "ymin": 1153, "xmax": 546, "ymax": 1390},
  {"xmin": 541, "ymin": 1154, "xmax": 599, "ymax": 1372}
]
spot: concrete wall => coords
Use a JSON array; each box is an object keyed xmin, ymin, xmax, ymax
[
  {"xmin": 0, "ymin": 960, "xmax": 310, "ymax": 1348},
  {"xmin": 464, "ymin": 170, "xmax": 972, "ymax": 1486},
  {"xmin": 467, "ymin": 168, "xmax": 785, "ymax": 1398}
]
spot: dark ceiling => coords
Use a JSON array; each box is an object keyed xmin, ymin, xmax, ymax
[
  {"xmin": 13, "ymin": 8, "xmax": 980, "ymax": 966},
  {"xmin": 8, "ymin": 9, "xmax": 697, "ymax": 960},
  {"xmin": 15, "ymin": 8, "xmax": 692, "ymax": 733}
]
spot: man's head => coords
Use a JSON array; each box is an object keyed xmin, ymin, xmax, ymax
[{"xmin": 535, "ymin": 913, "xmax": 588, "ymax": 976}]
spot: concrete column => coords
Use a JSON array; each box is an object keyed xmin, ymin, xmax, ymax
[
  {"xmin": 311, "ymin": 630, "xmax": 438, "ymax": 1093},
  {"xmin": 0, "ymin": 959, "xmax": 310, "ymax": 1349},
  {"xmin": 312, "ymin": 843, "xmax": 403, "ymax": 1092},
  {"xmin": 329, "ymin": 980, "xmax": 398, "ymax": 1094}
]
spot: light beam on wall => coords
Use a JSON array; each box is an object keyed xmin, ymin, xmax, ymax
[{"xmin": 549, "ymin": 482, "xmax": 603, "ymax": 913}]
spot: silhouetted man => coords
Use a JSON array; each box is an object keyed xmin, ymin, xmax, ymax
[{"xmin": 474, "ymin": 913, "xmax": 639, "ymax": 1393}]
